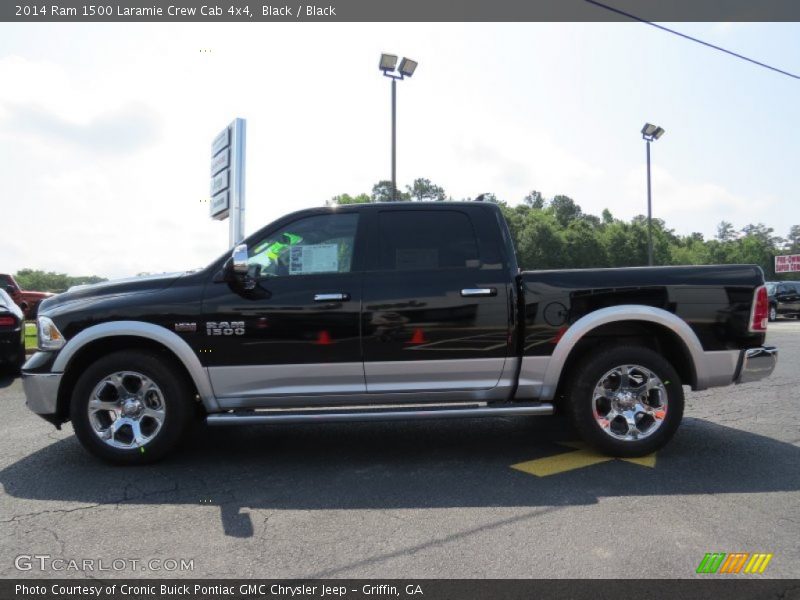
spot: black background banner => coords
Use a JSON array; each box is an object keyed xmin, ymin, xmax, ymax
[
  {"xmin": 3, "ymin": 0, "xmax": 800, "ymax": 22},
  {"xmin": 3, "ymin": 580, "xmax": 800, "ymax": 600}
]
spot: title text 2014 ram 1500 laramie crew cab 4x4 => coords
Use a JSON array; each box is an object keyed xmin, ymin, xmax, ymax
[{"xmin": 22, "ymin": 202, "xmax": 777, "ymax": 464}]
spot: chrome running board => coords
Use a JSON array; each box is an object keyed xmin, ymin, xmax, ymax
[{"xmin": 206, "ymin": 402, "xmax": 554, "ymax": 426}]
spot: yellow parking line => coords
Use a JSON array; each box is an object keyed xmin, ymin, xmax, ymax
[
  {"xmin": 621, "ymin": 453, "xmax": 657, "ymax": 468},
  {"xmin": 511, "ymin": 442, "xmax": 657, "ymax": 477}
]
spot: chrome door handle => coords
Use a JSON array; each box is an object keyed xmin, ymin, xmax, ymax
[
  {"xmin": 461, "ymin": 288, "xmax": 497, "ymax": 297},
  {"xmin": 314, "ymin": 293, "xmax": 350, "ymax": 302}
]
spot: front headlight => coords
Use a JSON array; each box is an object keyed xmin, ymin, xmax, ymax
[{"xmin": 37, "ymin": 316, "xmax": 65, "ymax": 351}]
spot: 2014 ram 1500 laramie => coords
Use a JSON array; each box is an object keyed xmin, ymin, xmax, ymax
[{"xmin": 22, "ymin": 202, "xmax": 777, "ymax": 464}]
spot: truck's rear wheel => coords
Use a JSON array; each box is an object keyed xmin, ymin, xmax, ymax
[
  {"xmin": 70, "ymin": 350, "xmax": 193, "ymax": 465},
  {"xmin": 566, "ymin": 346, "xmax": 684, "ymax": 457}
]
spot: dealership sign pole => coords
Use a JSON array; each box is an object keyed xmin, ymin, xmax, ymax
[
  {"xmin": 775, "ymin": 254, "xmax": 800, "ymax": 273},
  {"xmin": 210, "ymin": 118, "xmax": 247, "ymax": 248}
]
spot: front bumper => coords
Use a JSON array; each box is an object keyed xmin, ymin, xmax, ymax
[
  {"xmin": 22, "ymin": 371, "xmax": 62, "ymax": 416},
  {"xmin": 736, "ymin": 346, "xmax": 777, "ymax": 384}
]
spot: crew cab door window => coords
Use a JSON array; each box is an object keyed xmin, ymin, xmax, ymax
[
  {"xmin": 377, "ymin": 211, "xmax": 480, "ymax": 271},
  {"xmin": 247, "ymin": 213, "xmax": 359, "ymax": 278}
]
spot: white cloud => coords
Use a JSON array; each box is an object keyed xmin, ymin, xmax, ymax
[
  {"xmin": 4, "ymin": 102, "xmax": 161, "ymax": 154},
  {"xmin": 619, "ymin": 165, "xmax": 778, "ymax": 237}
]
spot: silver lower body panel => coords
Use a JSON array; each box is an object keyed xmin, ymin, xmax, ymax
[
  {"xmin": 208, "ymin": 362, "xmax": 366, "ymax": 398},
  {"xmin": 211, "ymin": 358, "xmax": 517, "ymax": 409},
  {"xmin": 364, "ymin": 357, "xmax": 509, "ymax": 392},
  {"xmin": 698, "ymin": 349, "xmax": 742, "ymax": 389}
]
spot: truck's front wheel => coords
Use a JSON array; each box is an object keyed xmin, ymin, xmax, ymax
[
  {"xmin": 566, "ymin": 346, "xmax": 684, "ymax": 457},
  {"xmin": 70, "ymin": 350, "xmax": 193, "ymax": 465}
]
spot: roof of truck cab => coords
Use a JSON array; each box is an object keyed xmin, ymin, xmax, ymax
[{"xmin": 330, "ymin": 201, "xmax": 495, "ymax": 209}]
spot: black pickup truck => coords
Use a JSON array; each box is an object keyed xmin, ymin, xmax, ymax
[{"xmin": 22, "ymin": 202, "xmax": 777, "ymax": 464}]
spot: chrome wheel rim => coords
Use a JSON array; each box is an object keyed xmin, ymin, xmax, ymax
[
  {"xmin": 769, "ymin": 307, "xmax": 776, "ymax": 320},
  {"xmin": 592, "ymin": 364, "xmax": 667, "ymax": 442},
  {"xmin": 87, "ymin": 371, "xmax": 166, "ymax": 449}
]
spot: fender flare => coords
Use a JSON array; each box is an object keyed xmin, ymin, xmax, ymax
[
  {"xmin": 539, "ymin": 305, "xmax": 707, "ymax": 401},
  {"xmin": 52, "ymin": 320, "xmax": 219, "ymax": 411}
]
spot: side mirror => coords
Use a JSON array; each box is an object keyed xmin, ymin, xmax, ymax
[{"xmin": 231, "ymin": 244, "xmax": 248, "ymax": 274}]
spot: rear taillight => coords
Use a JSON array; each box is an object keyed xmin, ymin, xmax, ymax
[
  {"xmin": 0, "ymin": 316, "xmax": 17, "ymax": 328},
  {"xmin": 749, "ymin": 285, "xmax": 769, "ymax": 333}
]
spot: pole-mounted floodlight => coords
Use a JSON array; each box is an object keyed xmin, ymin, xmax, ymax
[
  {"xmin": 642, "ymin": 122, "xmax": 665, "ymax": 141},
  {"xmin": 379, "ymin": 53, "xmax": 398, "ymax": 72},
  {"xmin": 641, "ymin": 122, "xmax": 665, "ymax": 266},
  {"xmin": 398, "ymin": 58, "xmax": 418, "ymax": 78},
  {"xmin": 379, "ymin": 53, "xmax": 418, "ymax": 202}
]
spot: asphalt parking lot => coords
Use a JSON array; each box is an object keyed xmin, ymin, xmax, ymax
[{"xmin": 1, "ymin": 322, "xmax": 798, "ymax": 579}]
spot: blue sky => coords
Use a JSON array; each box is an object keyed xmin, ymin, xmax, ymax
[{"xmin": 0, "ymin": 21, "xmax": 797, "ymax": 277}]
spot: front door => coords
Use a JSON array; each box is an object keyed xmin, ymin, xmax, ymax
[
  {"xmin": 202, "ymin": 211, "xmax": 365, "ymax": 404},
  {"xmin": 361, "ymin": 207, "xmax": 511, "ymax": 395}
]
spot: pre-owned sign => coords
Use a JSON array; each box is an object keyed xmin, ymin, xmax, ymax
[
  {"xmin": 211, "ymin": 128, "xmax": 230, "ymax": 157},
  {"xmin": 775, "ymin": 254, "xmax": 800, "ymax": 273},
  {"xmin": 210, "ymin": 170, "xmax": 229, "ymax": 196},
  {"xmin": 211, "ymin": 148, "xmax": 229, "ymax": 176},
  {"xmin": 210, "ymin": 190, "xmax": 229, "ymax": 220}
]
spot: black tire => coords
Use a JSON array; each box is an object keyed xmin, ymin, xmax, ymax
[
  {"xmin": 768, "ymin": 305, "xmax": 777, "ymax": 322},
  {"xmin": 565, "ymin": 345, "xmax": 684, "ymax": 457},
  {"xmin": 70, "ymin": 350, "xmax": 193, "ymax": 465}
]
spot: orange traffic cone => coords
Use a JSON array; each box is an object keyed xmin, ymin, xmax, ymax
[{"xmin": 408, "ymin": 328, "xmax": 426, "ymax": 344}]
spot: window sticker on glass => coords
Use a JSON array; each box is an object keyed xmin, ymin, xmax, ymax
[{"xmin": 289, "ymin": 244, "xmax": 340, "ymax": 274}]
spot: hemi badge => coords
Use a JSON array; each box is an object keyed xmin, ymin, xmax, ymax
[{"xmin": 174, "ymin": 322, "xmax": 197, "ymax": 332}]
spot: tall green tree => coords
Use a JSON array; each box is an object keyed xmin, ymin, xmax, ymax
[
  {"xmin": 516, "ymin": 211, "xmax": 565, "ymax": 269},
  {"xmin": 548, "ymin": 195, "xmax": 582, "ymax": 228},
  {"xmin": 716, "ymin": 221, "xmax": 737, "ymax": 242},
  {"xmin": 787, "ymin": 225, "xmax": 800, "ymax": 252},
  {"xmin": 406, "ymin": 178, "xmax": 446, "ymax": 202},
  {"xmin": 563, "ymin": 219, "xmax": 607, "ymax": 268},
  {"xmin": 371, "ymin": 180, "xmax": 409, "ymax": 202},
  {"xmin": 524, "ymin": 190, "xmax": 545, "ymax": 209}
]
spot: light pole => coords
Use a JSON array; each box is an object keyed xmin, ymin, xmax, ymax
[
  {"xmin": 641, "ymin": 123, "xmax": 665, "ymax": 266},
  {"xmin": 379, "ymin": 54, "xmax": 418, "ymax": 201}
]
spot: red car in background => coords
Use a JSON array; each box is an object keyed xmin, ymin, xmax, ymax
[{"xmin": 0, "ymin": 274, "xmax": 53, "ymax": 320}]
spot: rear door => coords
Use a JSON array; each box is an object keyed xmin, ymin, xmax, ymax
[
  {"xmin": 361, "ymin": 206, "xmax": 512, "ymax": 396},
  {"xmin": 202, "ymin": 210, "xmax": 366, "ymax": 404}
]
